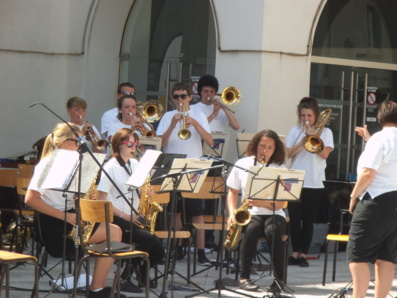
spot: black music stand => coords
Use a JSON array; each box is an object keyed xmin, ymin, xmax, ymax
[
  {"xmin": 244, "ymin": 166, "xmax": 304, "ymax": 297},
  {"xmin": 154, "ymin": 158, "xmax": 216, "ymax": 298},
  {"xmin": 236, "ymin": 133, "xmax": 255, "ymax": 158}
]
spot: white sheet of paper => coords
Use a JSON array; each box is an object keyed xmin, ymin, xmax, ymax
[
  {"xmin": 126, "ymin": 149, "xmax": 162, "ymax": 188},
  {"xmin": 245, "ymin": 167, "xmax": 305, "ymax": 201},
  {"xmin": 160, "ymin": 158, "xmax": 213, "ymax": 193},
  {"xmin": 37, "ymin": 149, "xmax": 79, "ymax": 190}
]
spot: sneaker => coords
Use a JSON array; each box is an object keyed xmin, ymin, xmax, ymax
[
  {"xmin": 269, "ymin": 280, "xmax": 285, "ymax": 293},
  {"xmin": 198, "ymin": 254, "xmax": 211, "ymax": 266},
  {"xmin": 240, "ymin": 280, "xmax": 259, "ymax": 291},
  {"xmin": 298, "ymin": 257, "xmax": 309, "ymax": 267},
  {"xmin": 89, "ymin": 287, "xmax": 127, "ymax": 298},
  {"xmin": 288, "ymin": 256, "xmax": 299, "ymax": 265},
  {"xmin": 176, "ymin": 247, "xmax": 185, "ymax": 261},
  {"xmin": 120, "ymin": 279, "xmax": 144, "ymax": 293}
]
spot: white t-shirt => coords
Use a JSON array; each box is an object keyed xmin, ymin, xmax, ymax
[
  {"xmin": 356, "ymin": 126, "xmax": 397, "ymax": 200},
  {"xmin": 97, "ymin": 157, "xmax": 140, "ymax": 214},
  {"xmin": 286, "ymin": 126, "xmax": 334, "ymax": 188},
  {"xmin": 156, "ymin": 108, "xmax": 211, "ymax": 158},
  {"xmin": 191, "ymin": 102, "xmax": 229, "ymax": 132},
  {"xmin": 28, "ymin": 155, "xmax": 75, "ymax": 211},
  {"xmin": 226, "ymin": 156, "xmax": 286, "ymax": 217},
  {"xmin": 101, "ymin": 107, "xmax": 119, "ymax": 136},
  {"xmin": 107, "ymin": 121, "xmax": 152, "ymax": 139}
]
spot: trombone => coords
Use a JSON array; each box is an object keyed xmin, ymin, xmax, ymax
[{"xmin": 208, "ymin": 86, "xmax": 241, "ymax": 114}]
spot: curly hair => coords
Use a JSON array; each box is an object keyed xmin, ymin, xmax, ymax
[
  {"xmin": 197, "ymin": 75, "xmax": 219, "ymax": 94},
  {"xmin": 246, "ymin": 130, "xmax": 285, "ymax": 165}
]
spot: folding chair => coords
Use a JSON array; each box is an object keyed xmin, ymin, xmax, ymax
[
  {"xmin": 0, "ymin": 250, "xmax": 39, "ymax": 298},
  {"xmin": 72, "ymin": 199, "xmax": 150, "ymax": 298},
  {"xmin": 181, "ymin": 176, "xmax": 226, "ymax": 276}
]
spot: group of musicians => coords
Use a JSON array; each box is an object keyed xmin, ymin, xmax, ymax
[{"xmin": 23, "ymin": 74, "xmax": 397, "ymax": 298}]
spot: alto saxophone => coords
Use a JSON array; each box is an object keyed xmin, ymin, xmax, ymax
[
  {"xmin": 224, "ymin": 155, "xmax": 266, "ymax": 250},
  {"xmin": 138, "ymin": 176, "xmax": 163, "ymax": 234},
  {"xmin": 68, "ymin": 177, "xmax": 98, "ymax": 245},
  {"xmin": 224, "ymin": 197, "xmax": 252, "ymax": 250}
]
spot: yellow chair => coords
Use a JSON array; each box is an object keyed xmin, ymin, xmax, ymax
[
  {"xmin": 322, "ymin": 234, "xmax": 349, "ymax": 285},
  {"xmin": 71, "ymin": 199, "xmax": 150, "ymax": 298},
  {"xmin": 0, "ymin": 250, "xmax": 39, "ymax": 298}
]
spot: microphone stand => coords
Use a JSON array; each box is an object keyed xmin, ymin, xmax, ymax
[{"xmin": 29, "ymin": 102, "xmax": 147, "ymax": 291}]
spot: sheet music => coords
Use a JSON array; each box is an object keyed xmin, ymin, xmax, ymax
[
  {"xmin": 37, "ymin": 149, "xmax": 106, "ymax": 193},
  {"xmin": 68, "ymin": 152, "xmax": 106, "ymax": 193},
  {"xmin": 245, "ymin": 167, "xmax": 305, "ymax": 201},
  {"xmin": 126, "ymin": 149, "xmax": 162, "ymax": 188},
  {"xmin": 202, "ymin": 132, "xmax": 230, "ymax": 158},
  {"xmin": 37, "ymin": 149, "xmax": 79, "ymax": 190},
  {"xmin": 160, "ymin": 158, "xmax": 213, "ymax": 193}
]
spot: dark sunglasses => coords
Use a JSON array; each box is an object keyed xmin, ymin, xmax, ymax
[
  {"xmin": 66, "ymin": 138, "xmax": 79, "ymax": 145},
  {"xmin": 120, "ymin": 141, "xmax": 140, "ymax": 148},
  {"xmin": 172, "ymin": 94, "xmax": 188, "ymax": 100},
  {"xmin": 120, "ymin": 91, "xmax": 135, "ymax": 96}
]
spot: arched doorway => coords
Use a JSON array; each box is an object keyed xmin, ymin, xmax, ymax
[
  {"xmin": 119, "ymin": 0, "xmax": 216, "ymax": 112},
  {"xmin": 311, "ymin": 0, "xmax": 397, "ymax": 180}
]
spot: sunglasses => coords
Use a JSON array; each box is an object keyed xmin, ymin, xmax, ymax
[
  {"xmin": 66, "ymin": 138, "xmax": 79, "ymax": 145},
  {"xmin": 120, "ymin": 141, "xmax": 140, "ymax": 148},
  {"xmin": 172, "ymin": 94, "xmax": 188, "ymax": 100},
  {"xmin": 120, "ymin": 91, "xmax": 135, "ymax": 96}
]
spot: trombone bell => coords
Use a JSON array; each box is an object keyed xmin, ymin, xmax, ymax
[
  {"xmin": 142, "ymin": 100, "xmax": 164, "ymax": 123},
  {"xmin": 221, "ymin": 86, "xmax": 240, "ymax": 106}
]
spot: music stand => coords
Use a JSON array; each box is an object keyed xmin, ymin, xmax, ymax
[
  {"xmin": 154, "ymin": 158, "xmax": 216, "ymax": 298},
  {"xmin": 244, "ymin": 166, "xmax": 304, "ymax": 296},
  {"xmin": 236, "ymin": 133, "xmax": 255, "ymax": 158},
  {"xmin": 202, "ymin": 132, "xmax": 230, "ymax": 158}
]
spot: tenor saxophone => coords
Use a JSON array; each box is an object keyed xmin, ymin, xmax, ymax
[
  {"xmin": 138, "ymin": 176, "xmax": 163, "ymax": 234},
  {"xmin": 68, "ymin": 177, "xmax": 98, "ymax": 245}
]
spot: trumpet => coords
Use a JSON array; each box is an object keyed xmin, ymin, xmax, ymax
[
  {"xmin": 209, "ymin": 86, "xmax": 241, "ymax": 114},
  {"xmin": 178, "ymin": 103, "xmax": 191, "ymax": 140},
  {"xmin": 79, "ymin": 116, "xmax": 108, "ymax": 151}
]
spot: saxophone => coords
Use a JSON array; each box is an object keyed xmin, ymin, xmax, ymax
[
  {"xmin": 224, "ymin": 155, "xmax": 266, "ymax": 250},
  {"xmin": 138, "ymin": 176, "xmax": 163, "ymax": 234},
  {"xmin": 224, "ymin": 197, "xmax": 252, "ymax": 250},
  {"xmin": 68, "ymin": 177, "xmax": 98, "ymax": 245}
]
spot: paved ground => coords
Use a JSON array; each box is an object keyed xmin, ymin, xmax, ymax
[{"xmin": 4, "ymin": 246, "xmax": 397, "ymax": 298}]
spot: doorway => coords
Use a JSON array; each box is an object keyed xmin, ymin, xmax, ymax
[{"xmin": 310, "ymin": 63, "xmax": 396, "ymax": 180}]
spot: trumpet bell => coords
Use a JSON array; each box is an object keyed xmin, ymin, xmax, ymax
[
  {"xmin": 178, "ymin": 129, "xmax": 191, "ymax": 140},
  {"xmin": 222, "ymin": 86, "xmax": 241, "ymax": 106},
  {"xmin": 142, "ymin": 100, "xmax": 164, "ymax": 123}
]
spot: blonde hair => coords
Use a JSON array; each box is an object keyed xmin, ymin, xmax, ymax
[{"xmin": 41, "ymin": 123, "xmax": 81, "ymax": 159}]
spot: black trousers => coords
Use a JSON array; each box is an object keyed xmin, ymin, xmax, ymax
[
  {"xmin": 288, "ymin": 188, "xmax": 324, "ymax": 254},
  {"xmin": 113, "ymin": 216, "xmax": 165, "ymax": 279},
  {"xmin": 240, "ymin": 214, "xmax": 287, "ymax": 282}
]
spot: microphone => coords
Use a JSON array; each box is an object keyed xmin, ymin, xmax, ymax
[{"xmin": 29, "ymin": 102, "xmax": 84, "ymax": 144}]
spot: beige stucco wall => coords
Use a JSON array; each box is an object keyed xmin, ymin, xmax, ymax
[{"xmin": 0, "ymin": 0, "xmax": 325, "ymax": 159}]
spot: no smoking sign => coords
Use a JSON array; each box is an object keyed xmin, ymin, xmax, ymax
[{"xmin": 367, "ymin": 92, "xmax": 376, "ymax": 105}]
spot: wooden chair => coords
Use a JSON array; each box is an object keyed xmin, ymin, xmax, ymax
[
  {"xmin": 151, "ymin": 185, "xmax": 192, "ymax": 286},
  {"xmin": 71, "ymin": 199, "xmax": 150, "ymax": 298},
  {"xmin": 0, "ymin": 250, "xmax": 39, "ymax": 298},
  {"xmin": 181, "ymin": 176, "xmax": 226, "ymax": 276}
]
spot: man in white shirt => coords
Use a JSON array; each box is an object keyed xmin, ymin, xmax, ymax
[
  {"xmin": 191, "ymin": 75, "xmax": 240, "ymax": 250},
  {"xmin": 101, "ymin": 82, "xmax": 135, "ymax": 139}
]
